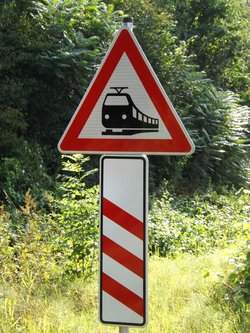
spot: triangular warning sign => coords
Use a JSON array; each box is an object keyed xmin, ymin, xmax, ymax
[{"xmin": 58, "ymin": 27, "xmax": 195, "ymax": 155}]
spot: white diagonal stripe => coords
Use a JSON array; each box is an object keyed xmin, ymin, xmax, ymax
[
  {"xmin": 102, "ymin": 291, "xmax": 143, "ymax": 324},
  {"xmin": 103, "ymin": 216, "xmax": 143, "ymax": 259},
  {"xmin": 103, "ymin": 254, "xmax": 143, "ymax": 298}
]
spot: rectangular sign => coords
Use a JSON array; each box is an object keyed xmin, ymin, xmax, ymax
[{"xmin": 99, "ymin": 155, "xmax": 148, "ymax": 327}]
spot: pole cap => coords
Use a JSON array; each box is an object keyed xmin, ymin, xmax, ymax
[
  {"xmin": 122, "ymin": 17, "xmax": 133, "ymax": 23},
  {"xmin": 122, "ymin": 17, "xmax": 133, "ymax": 30}
]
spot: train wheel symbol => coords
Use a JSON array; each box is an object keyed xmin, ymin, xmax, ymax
[{"xmin": 102, "ymin": 87, "xmax": 159, "ymax": 135}]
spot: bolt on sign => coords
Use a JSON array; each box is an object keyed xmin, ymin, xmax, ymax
[{"xmin": 100, "ymin": 155, "xmax": 148, "ymax": 327}]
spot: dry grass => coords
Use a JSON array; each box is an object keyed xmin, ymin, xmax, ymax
[{"xmin": 0, "ymin": 246, "xmax": 247, "ymax": 332}]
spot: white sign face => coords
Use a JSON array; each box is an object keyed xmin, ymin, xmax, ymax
[
  {"xmin": 79, "ymin": 53, "xmax": 171, "ymax": 140},
  {"xmin": 99, "ymin": 155, "xmax": 148, "ymax": 327}
]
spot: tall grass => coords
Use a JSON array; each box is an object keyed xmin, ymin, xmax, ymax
[
  {"xmin": 0, "ymin": 246, "xmax": 248, "ymax": 332},
  {"xmin": 0, "ymin": 168, "xmax": 249, "ymax": 332}
]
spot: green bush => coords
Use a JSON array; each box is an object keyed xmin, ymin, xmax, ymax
[
  {"xmin": 210, "ymin": 240, "xmax": 250, "ymax": 331},
  {"xmin": 0, "ymin": 191, "xmax": 60, "ymax": 286},
  {"xmin": 0, "ymin": 141, "xmax": 52, "ymax": 206},
  {"xmin": 48, "ymin": 154, "xmax": 99, "ymax": 278},
  {"xmin": 149, "ymin": 185, "xmax": 250, "ymax": 256},
  {"xmin": 1, "ymin": 155, "xmax": 248, "ymax": 286},
  {"xmin": 226, "ymin": 241, "xmax": 250, "ymax": 305},
  {"xmin": 0, "ymin": 154, "xmax": 99, "ymax": 287}
]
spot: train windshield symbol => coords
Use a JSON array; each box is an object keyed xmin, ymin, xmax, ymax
[{"xmin": 102, "ymin": 87, "xmax": 159, "ymax": 135}]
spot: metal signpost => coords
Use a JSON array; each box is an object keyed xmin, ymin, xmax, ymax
[
  {"xmin": 58, "ymin": 17, "xmax": 195, "ymax": 333},
  {"xmin": 119, "ymin": 327, "xmax": 130, "ymax": 333}
]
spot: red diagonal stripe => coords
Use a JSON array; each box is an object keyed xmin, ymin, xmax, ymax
[
  {"xmin": 102, "ymin": 272, "xmax": 144, "ymax": 317},
  {"xmin": 102, "ymin": 235, "xmax": 144, "ymax": 278},
  {"xmin": 103, "ymin": 197, "xmax": 143, "ymax": 240}
]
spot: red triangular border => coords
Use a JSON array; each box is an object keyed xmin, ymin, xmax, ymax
[{"xmin": 58, "ymin": 28, "xmax": 194, "ymax": 155}]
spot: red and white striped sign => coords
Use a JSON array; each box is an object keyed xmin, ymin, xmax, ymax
[{"xmin": 100, "ymin": 155, "xmax": 148, "ymax": 327}]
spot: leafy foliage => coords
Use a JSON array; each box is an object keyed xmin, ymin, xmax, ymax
[
  {"xmin": 210, "ymin": 240, "xmax": 250, "ymax": 331},
  {"xmin": 0, "ymin": 155, "xmax": 99, "ymax": 284},
  {"xmin": 0, "ymin": 191, "xmax": 60, "ymax": 286},
  {"xmin": 108, "ymin": 0, "xmax": 249, "ymax": 191},
  {"xmin": 149, "ymin": 185, "xmax": 250, "ymax": 256},
  {"xmin": 0, "ymin": 0, "xmax": 122, "ymax": 205},
  {"xmin": 155, "ymin": 0, "xmax": 250, "ymax": 105},
  {"xmin": 226, "ymin": 242, "xmax": 250, "ymax": 305},
  {"xmin": 0, "ymin": 142, "xmax": 51, "ymax": 205},
  {"xmin": 48, "ymin": 154, "xmax": 99, "ymax": 278},
  {"xmin": 1, "ymin": 155, "xmax": 248, "ymax": 285},
  {"xmin": 0, "ymin": 0, "xmax": 120, "ymax": 148},
  {"xmin": 0, "ymin": 0, "xmax": 249, "ymax": 198}
]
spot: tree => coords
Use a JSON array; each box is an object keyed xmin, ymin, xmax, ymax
[
  {"xmin": 155, "ymin": 0, "xmax": 250, "ymax": 105},
  {"xmin": 0, "ymin": 0, "xmax": 121, "ymax": 203},
  {"xmin": 0, "ymin": 0, "xmax": 248, "ymax": 202},
  {"xmin": 105, "ymin": 0, "xmax": 249, "ymax": 190}
]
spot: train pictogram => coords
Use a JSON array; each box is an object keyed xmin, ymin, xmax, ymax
[{"xmin": 102, "ymin": 87, "xmax": 159, "ymax": 135}]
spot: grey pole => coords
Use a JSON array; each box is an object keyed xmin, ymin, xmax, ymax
[
  {"xmin": 119, "ymin": 327, "xmax": 129, "ymax": 333},
  {"xmin": 118, "ymin": 18, "xmax": 133, "ymax": 333}
]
